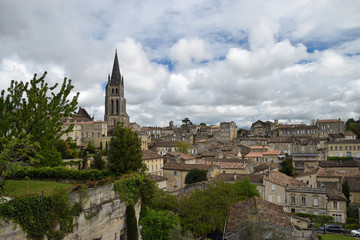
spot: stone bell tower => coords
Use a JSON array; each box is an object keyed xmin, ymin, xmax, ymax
[{"xmin": 104, "ymin": 50, "xmax": 129, "ymax": 127}]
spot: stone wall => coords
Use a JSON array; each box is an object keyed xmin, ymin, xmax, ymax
[{"xmin": 0, "ymin": 184, "xmax": 141, "ymax": 240}]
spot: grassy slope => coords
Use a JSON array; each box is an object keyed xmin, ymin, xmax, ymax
[
  {"xmin": 2, "ymin": 180, "xmax": 75, "ymax": 197},
  {"xmin": 321, "ymin": 234, "xmax": 355, "ymax": 240}
]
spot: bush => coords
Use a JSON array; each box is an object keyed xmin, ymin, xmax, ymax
[
  {"xmin": 6, "ymin": 166, "xmax": 112, "ymax": 181},
  {"xmin": 327, "ymin": 156, "xmax": 352, "ymax": 161},
  {"xmin": 346, "ymin": 217, "xmax": 359, "ymax": 224}
]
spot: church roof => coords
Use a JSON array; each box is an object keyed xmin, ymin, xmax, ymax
[{"xmin": 110, "ymin": 50, "xmax": 123, "ymax": 84}]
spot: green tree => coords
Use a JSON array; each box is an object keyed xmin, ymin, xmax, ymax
[
  {"xmin": 346, "ymin": 118, "xmax": 360, "ymax": 138},
  {"xmin": 175, "ymin": 141, "xmax": 190, "ymax": 154},
  {"xmin": 342, "ymin": 180, "xmax": 350, "ymax": 206},
  {"xmin": 234, "ymin": 177, "xmax": 260, "ymax": 200},
  {"xmin": 185, "ymin": 168, "xmax": 207, "ymax": 185},
  {"xmin": 107, "ymin": 125, "xmax": 144, "ymax": 175},
  {"xmin": 90, "ymin": 152, "xmax": 106, "ymax": 170},
  {"xmin": 126, "ymin": 204, "xmax": 138, "ymax": 240},
  {"xmin": 200, "ymin": 123, "xmax": 206, "ymax": 126},
  {"xmin": 85, "ymin": 142, "xmax": 96, "ymax": 154},
  {"xmin": 181, "ymin": 118, "xmax": 192, "ymax": 126},
  {"xmin": 280, "ymin": 158, "xmax": 293, "ymax": 176},
  {"xmin": 140, "ymin": 209, "xmax": 180, "ymax": 240},
  {"xmin": 0, "ymin": 72, "xmax": 79, "ymax": 166}
]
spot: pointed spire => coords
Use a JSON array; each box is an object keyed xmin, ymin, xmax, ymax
[
  {"xmin": 111, "ymin": 49, "xmax": 121, "ymax": 83},
  {"xmin": 108, "ymin": 74, "xmax": 110, "ymax": 82}
]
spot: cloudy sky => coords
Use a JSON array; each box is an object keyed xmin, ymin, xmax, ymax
[{"xmin": 1, "ymin": 0, "xmax": 360, "ymax": 128}]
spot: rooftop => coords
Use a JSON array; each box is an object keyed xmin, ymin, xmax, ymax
[
  {"xmin": 142, "ymin": 150, "xmax": 162, "ymax": 160},
  {"xmin": 162, "ymin": 162, "xmax": 214, "ymax": 171},
  {"xmin": 264, "ymin": 171, "xmax": 306, "ymax": 187}
]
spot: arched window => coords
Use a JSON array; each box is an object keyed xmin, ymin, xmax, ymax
[
  {"xmin": 116, "ymin": 88, "xmax": 118, "ymax": 93},
  {"xmin": 116, "ymin": 100, "xmax": 119, "ymax": 114},
  {"xmin": 111, "ymin": 100, "xmax": 114, "ymax": 114},
  {"xmin": 112, "ymin": 88, "xmax": 114, "ymax": 94}
]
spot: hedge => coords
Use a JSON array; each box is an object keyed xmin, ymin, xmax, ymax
[
  {"xmin": 327, "ymin": 156, "xmax": 352, "ymax": 161},
  {"xmin": 5, "ymin": 166, "xmax": 112, "ymax": 181}
]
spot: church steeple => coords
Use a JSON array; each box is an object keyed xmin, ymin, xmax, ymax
[{"xmin": 110, "ymin": 49, "xmax": 121, "ymax": 83}]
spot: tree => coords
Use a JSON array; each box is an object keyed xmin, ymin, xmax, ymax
[
  {"xmin": 126, "ymin": 204, "xmax": 139, "ymax": 240},
  {"xmin": 181, "ymin": 118, "xmax": 192, "ymax": 126},
  {"xmin": 346, "ymin": 118, "xmax": 360, "ymax": 138},
  {"xmin": 0, "ymin": 135, "xmax": 40, "ymax": 190},
  {"xmin": 107, "ymin": 125, "xmax": 144, "ymax": 175},
  {"xmin": 90, "ymin": 152, "xmax": 106, "ymax": 170},
  {"xmin": 342, "ymin": 180, "xmax": 350, "ymax": 206},
  {"xmin": 280, "ymin": 158, "xmax": 293, "ymax": 176},
  {"xmin": 234, "ymin": 177, "xmax": 260, "ymax": 200},
  {"xmin": 175, "ymin": 141, "xmax": 190, "ymax": 154},
  {"xmin": 140, "ymin": 209, "xmax": 180, "ymax": 240},
  {"xmin": 200, "ymin": 123, "xmax": 206, "ymax": 126},
  {"xmin": 0, "ymin": 72, "xmax": 79, "ymax": 166},
  {"xmin": 185, "ymin": 169, "xmax": 208, "ymax": 185}
]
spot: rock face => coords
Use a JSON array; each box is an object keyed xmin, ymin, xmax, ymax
[{"xmin": 0, "ymin": 184, "xmax": 141, "ymax": 240}]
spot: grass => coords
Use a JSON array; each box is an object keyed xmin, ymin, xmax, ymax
[
  {"xmin": 320, "ymin": 234, "xmax": 356, "ymax": 240},
  {"xmin": 2, "ymin": 180, "xmax": 76, "ymax": 197}
]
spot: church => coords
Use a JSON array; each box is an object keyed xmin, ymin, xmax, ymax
[{"xmin": 59, "ymin": 51, "xmax": 147, "ymax": 149}]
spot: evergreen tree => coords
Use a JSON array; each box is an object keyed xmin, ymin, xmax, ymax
[
  {"xmin": 91, "ymin": 152, "xmax": 106, "ymax": 170},
  {"xmin": 107, "ymin": 125, "xmax": 144, "ymax": 175},
  {"xmin": 280, "ymin": 158, "xmax": 293, "ymax": 176},
  {"xmin": 342, "ymin": 180, "xmax": 350, "ymax": 206},
  {"xmin": 126, "ymin": 205, "xmax": 138, "ymax": 240}
]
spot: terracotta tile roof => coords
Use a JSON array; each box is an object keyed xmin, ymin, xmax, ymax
[
  {"xmin": 264, "ymin": 171, "xmax": 306, "ymax": 187},
  {"xmin": 316, "ymin": 168, "xmax": 342, "ymax": 178},
  {"xmin": 326, "ymin": 188, "xmax": 347, "ymax": 201},
  {"xmin": 318, "ymin": 160, "xmax": 359, "ymax": 168},
  {"xmin": 225, "ymin": 197, "xmax": 294, "ymax": 237},
  {"xmin": 215, "ymin": 173, "xmax": 264, "ymax": 183},
  {"xmin": 166, "ymin": 152, "xmax": 195, "ymax": 160},
  {"xmin": 198, "ymin": 159, "xmax": 248, "ymax": 169},
  {"xmin": 162, "ymin": 162, "xmax": 214, "ymax": 171},
  {"xmin": 244, "ymin": 152, "xmax": 264, "ymax": 158},
  {"xmin": 150, "ymin": 174, "xmax": 167, "ymax": 182},
  {"xmin": 268, "ymin": 136, "xmax": 294, "ymax": 143},
  {"xmin": 202, "ymin": 151, "xmax": 218, "ymax": 157},
  {"xmin": 142, "ymin": 150, "xmax": 162, "ymax": 160},
  {"xmin": 153, "ymin": 141, "xmax": 177, "ymax": 147},
  {"xmin": 295, "ymin": 169, "xmax": 318, "ymax": 178},
  {"xmin": 263, "ymin": 150, "xmax": 281, "ymax": 155}
]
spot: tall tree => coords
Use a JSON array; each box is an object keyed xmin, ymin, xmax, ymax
[
  {"xmin": 342, "ymin": 180, "xmax": 350, "ymax": 206},
  {"xmin": 234, "ymin": 177, "xmax": 260, "ymax": 200},
  {"xmin": 0, "ymin": 72, "xmax": 79, "ymax": 166},
  {"xmin": 107, "ymin": 125, "xmax": 144, "ymax": 175},
  {"xmin": 280, "ymin": 157, "xmax": 293, "ymax": 176},
  {"xmin": 185, "ymin": 169, "xmax": 207, "ymax": 185}
]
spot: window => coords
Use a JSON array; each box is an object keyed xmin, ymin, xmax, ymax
[
  {"xmin": 313, "ymin": 198, "xmax": 319, "ymax": 206},
  {"xmin": 151, "ymin": 165, "xmax": 153, "ymax": 171},
  {"xmin": 269, "ymin": 195, "xmax": 272, "ymax": 202},
  {"xmin": 306, "ymin": 180, "xmax": 309, "ymax": 185},
  {"xmin": 333, "ymin": 201, "xmax": 338, "ymax": 209},
  {"xmin": 291, "ymin": 196, "xmax": 295, "ymax": 204},
  {"xmin": 173, "ymin": 171, "xmax": 177, "ymax": 176},
  {"xmin": 277, "ymin": 196, "xmax": 281, "ymax": 203},
  {"xmin": 175, "ymin": 180, "xmax": 178, "ymax": 187},
  {"xmin": 272, "ymin": 184, "xmax": 275, "ymax": 191},
  {"xmin": 301, "ymin": 197, "xmax": 306, "ymax": 205}
]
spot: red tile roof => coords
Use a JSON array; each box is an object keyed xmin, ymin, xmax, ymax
[
  {"xmin": 142, "ymin": 150, "xmax": 162, "ymax": 160},
  {"xmin": 264, "ymin": 171, "xmax": 306, "ymax": 187}
]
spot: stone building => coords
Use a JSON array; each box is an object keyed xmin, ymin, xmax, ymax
[
  {"xmin": 142, "ymin": 150, "xmax": 164, "ymax": 176},
  {"xmin": 104, "ymin": 50, "xmax": 129, "ymax": 127},
  {"xmin": 316, "ymin": 119, "xmax": 345, "ymax": 138},
  {"xmin": 220, "ymin": 121, "xmax": 237, "ymax": 142},
  {"xmin": 326, "ymin": 139, "xmax": 360, "ymax": 159},
  {"xmin": 326, "ymin": 188, "xmax": 347, "ymax": 223},
  {"xmin": 250, "ymin": 120, "xmax": 278, "ymax": 137}
]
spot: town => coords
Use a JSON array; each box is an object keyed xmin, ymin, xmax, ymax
[{"xmin": 27, "ymin": 52, "xmax": 359, "ymax": 239}]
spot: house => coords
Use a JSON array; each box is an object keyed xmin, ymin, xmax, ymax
[
  {"xmin": 150, "ymin": 141, "xmax": 178, "ymax": 156},
  {"xmin": 250, "ymin": 120, "xmax": 277, "ymax": 137},
  {"xmin": 150, "ymin": 174, "xmax": 167, "ymax": 191},
  {"xmin": 326, "ymin": 188, "xmax": 347, "ymax": 223},
  {"xmin": 263, "ymin": 171, "xmax": 306, "ymax": 207},
  {"xmin": 294, "ymin": 170, "xmax": 318, "ymax": 188},
  {"xmin": 287, "ymin": 213, "xmax": 310, "ymax": 229},
  {"xmin": 220, "ymin": 121, "xmax": 237, "ymax": 142},
  {"xmin": 274, "ymin": 124, "xmax": 319, "ymax": 138},
  {"xmin": 325, "ymin": 139, "xmax": 360, "ymax": 159},
  {"xmin": 268, "ymin": 136, "xmax": 294, "ymax": 155},
  {"xmin": 318, "ymin": 160, "xmax": 359, "ymax": 173},
  {"xmin": 316, "ymin": 119, "xmax": 345, "ymax": 138},
  {"xmin": 244, "ymin": 152, "xmax": 264, "ymax": 165},
  {"xmin": 142, "ymin": 150, "xmax": 164, "ymax": 176},
  {"xmin": 238, "ymin": 137, "xmax": 269, "ymax": 146},
  {"xmin": 292, "ymin": 137, "xmax": 320, "ymax": 173},
  {"xmin": 224, "ymin": 197, "xmax": 295, "ymax": 240},
  {"xmin": 198, "ymin": 159, "xmax": 254, "ymax": 174},
  {"xmin": 215, "ymin": 173, "xmax": 265, "ymax": 198},
  {"xmin": 285, "ymin": 186, "xmax": 327, "ymax": 215},
  {"xmin": 263, "ymin": 150, "xmax": 285, "ymax": 164},
  {"xmin": 166, "ymin": 152, "xmax": 197, "ymax": 164},
  {"xmin": 162, "ymin": 162, "xmax": 219, "ymax": 192}
]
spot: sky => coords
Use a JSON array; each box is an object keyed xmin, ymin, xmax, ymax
[{"xmin": 1, "ymin": 0, "xmax": 360, "ymax": 129}]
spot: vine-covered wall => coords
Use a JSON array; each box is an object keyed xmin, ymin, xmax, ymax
[{"xmin": 0, "ymin": 184, "xmax": 141, "ymax": 240}]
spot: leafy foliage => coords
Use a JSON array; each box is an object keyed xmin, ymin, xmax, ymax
[
  {"xmin": 0, "ymin": 72, "xmax": 79, "ymax": 166},
  {"xmin": 233, "ymin": 177, "xmax": 260, "ymax": 199},
  {"xmin": 175, "ymin": 141, "xmax": 190, "ymax": 154},
  {"xmin": 327, "ymin": 156, "xmax": 352, "ymax": 161},
  {"xmin": 185, "ymin": 168, "xmax": 207, "ymax": 184},
  {"xmin": 294, "ymin": 212, "xmax": 333, "ymax": 227},
  {"xmin": 140, "ymin": 209, "xmax": 180, "ymax": 240},
  {"xmin": 126, "ymin": 204, "xmax": 139, "ymax": 240},
  {"xmin": 346, "ymin": 118, "xmax": 360, "ymax": 138},
  {"xmin": 0, "ymin": 189, "xmax": 81, "ymax": 240},
  {"xmin": 342, "ymin": 180, "xmax": 350, "ymax": 206},
  {"xmin": 279, "ymin": 158, "xmax": 293, "ymax": 176},
  {"xmin": 113, "ymin": 173, "xmax": 156, "ymax": 207},
  {"xmin": 91, "ymin": 152, "xmax": 106, "ymax": 170},
  {"xmin": 107, "ymin": 125, "xmax": 144, "ymax": 175},
  {"xmin": 6, "ymin": 166, "xmax": 111, "ymax": 181}
]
